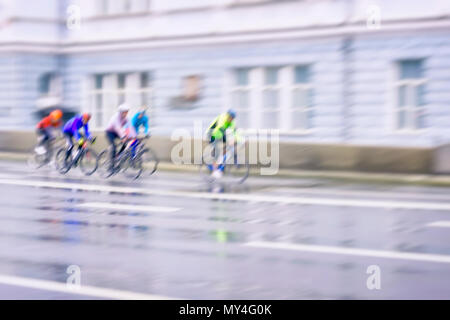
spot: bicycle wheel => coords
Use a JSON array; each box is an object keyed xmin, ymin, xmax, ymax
[
  {"xmin": 139, "ymin": 148, "xmax": 159, "ymax": 176},
  {"xmin": 97, "ymin": 150, "xmax": 116, "ymax": 178},
  {"xmin": 80, "ymin": 148, "xmax": 99, "ymax": 176},
  {"xmin": 123, "ymin": 152, "xmax": 143, "ymax": 180},
  {"xmin": 27, "ymin": 151, "xmax": 47, "ymax": 170},
  {"xmin": 55, "ymin": 148, "xmax": 72, "ymax": 174},
  {"xmin": 223, "ymin": 159, "xmax": 250, "ymax": 184}
]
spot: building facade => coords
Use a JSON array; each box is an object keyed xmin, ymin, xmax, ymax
[{"xmin": 1, "ymin": 0, "xmax": 450, "ymax": 146}]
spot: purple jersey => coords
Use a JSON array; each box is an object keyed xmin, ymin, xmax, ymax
[{"xmin": 63, "ymin": 115, "xmax": 91, "ymax": 140}]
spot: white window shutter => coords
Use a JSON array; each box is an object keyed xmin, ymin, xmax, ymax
[
  {"xmin": 49, "ymin": 75, "xmax": 62, "ymax": 97},
  {"xmin": 103, "ymin": 74, "xmax": 118, "ymax": 127},
  {"xmin": 131, "ymin": 0, "xmax": 148, "ymax": 12},
  {"xmin": 81, "ymin": 76, "xmax": 93, "ymax": 115},
  {"xmin": 108, "ymin": 0, "xmax": 125, "ymax": 15},
  {"xmin": 250, "ymin": 68, "xmax": 263, "ymax": 129},
  {"xmin": 223, "ymin": 70, "xmax": 232, "ymax": 113},
  {"xmin": 126, "ymin": 72, "xmax": 141, "ymax": 116},
  {"xmin": 279, "ymin": 66, "xmax": 291, "ymax": 131}
]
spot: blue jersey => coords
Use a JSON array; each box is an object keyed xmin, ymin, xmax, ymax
[
  {"xmin": 131, "ymin": 112, "xmax": 149, "ymax": 134},
  {"xmin": 63, "ymin": 115, "xmax": 91, "ymax": 140}
]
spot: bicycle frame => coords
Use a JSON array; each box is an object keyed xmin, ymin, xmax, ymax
[
  {"xmin": 67, "ymin": 137, "xmax": 96, "ymax": 167},
  {"xmin": 72, "ymin": 140, "xmax": 88, "ymax": 165},
  {"xmin": 118, "ymin": 137, "xmax": 147, "ymax": 159},
  {"xmin": 210, "ymin": 141, "xmax": 244, "ymax": 172}
]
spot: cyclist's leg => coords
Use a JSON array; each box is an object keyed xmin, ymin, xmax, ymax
[
  {"xmin": 208, "ymin": 135, "xmax": 216, "ymax": 171},
  {"xmin": 39, "ymin": 129, "xmax": 50, "ymax": 146},
  {"xmin": 40, "ymin": 129, "xmax": 52, "ymax": 160},
  {"xmin": 118, "ymin": 140, "xmax": 126, "ymax": 156},
  {"xmin": 218, "ymin": 134, "xmax": 227, "ymax": 172},
  {"xmin": 64, "ymin": 132, "xmax": 74, "ymax": 161},
  {"xmin": 106, "ymin": 131, "xmax": 118, "ymax": 170}
]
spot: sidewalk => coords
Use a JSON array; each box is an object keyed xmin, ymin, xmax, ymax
[{"xmin": 2, "ymin": 151, "xmax": 450, "ymax": 187}]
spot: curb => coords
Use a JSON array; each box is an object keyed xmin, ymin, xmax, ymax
[{"xmin": 2, "ymin": 151, "xmax": 450, "ymax": 187}]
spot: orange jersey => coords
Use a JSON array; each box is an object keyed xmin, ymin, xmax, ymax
[{"xmin": 37, "ymin": 116, "xmax": 61, "ymax": 129}]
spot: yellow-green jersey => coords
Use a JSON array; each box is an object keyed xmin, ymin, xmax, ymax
[{"xmin": 208, "ymin": 113, "xmax": 238, "ymax": 141}]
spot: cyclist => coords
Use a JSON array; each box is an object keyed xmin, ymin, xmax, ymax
[
  {"xmin": 35, "ymin": 109, "xmax": 63, "ymax": 157},
  {"xmin": 62, "ymin": 113, "xmax": 92, "ymax": 161},
  {"xmin": 131, "ymin": 107, "xmax": 150, "ymax": 137},
  {"xmin": 206, "ymin": 109, "xmax": 240, "ymax": 178},
  {"xmin": 126, "ymin": 107, "xmax": 150, "ymax": 158},
  {"xmin": 105, "ymin": 103, "xmax": 131, "ymax": 170}
]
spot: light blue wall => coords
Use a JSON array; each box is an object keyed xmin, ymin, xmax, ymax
[
  {"xmin": 2, "ymin": 29, "xmax": 450, "ymax": 146},
  {"xmin": 0, "ymin": 53, "xmax": 60, "ymax": 128},
  {"xmin": 0, "ymin": 55, "xmax": 18, "ymax": 127},
  {"xmin": 64, "ymin": 37, "xmax": 345, "ymax": 141},
  {"xmin": 349, "ymin": 30, "xmax": 450, "ymax": 146}
]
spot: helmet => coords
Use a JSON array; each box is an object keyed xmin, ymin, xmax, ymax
[
  {"xmin": 82, "ymin": 113, "xmax": 91, "ymax": 122},
  {"xmin": 50, "ymin": 109, "xmax": 63, "ymax": 122},
  {"xmin": 118, "ymin": 103, "xmax": 130, "ymax": 113},
  {"xmin": 227, "ymin": 109, "xmax": 236, "ymax": 119}
]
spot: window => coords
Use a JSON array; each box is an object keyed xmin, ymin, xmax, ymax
[
  {"xmin": 234, "ymin": 0, "xmax": 269, "ymax": 4},
  {"xmin": 262, "ymin": 67, "xmax": 281, "ymax": 128},
  {"xmin": 86, "ymin": 72, "xmax": 153, "ymax": 128},
  {"xmin": 291, "ymin": 66, "xmax": 313, "ymax": 130},
  {"xmin": 98, "ymin": 0, "xmax": 150, "ymax": 15},
  {"xmin": 394, "ymin": 60, "xmax": 426, "ymax": 130},
  {"xmin": 93, "ymin": 74, "xmax": 104, "ymax": 127},
  {"xmin": 38, "ymin": 73, "xmax": 60, "ymax": 97},
  {"xmin": 36, "ymin": 72, "xmax": 62, "ymax": 110},
  {"xmin": 118, "ymin": 73, "xmax": 127, "ymax": 104},
  {"xmin": 182, "ymin": 75, "xmax": 201, "ymax": 102},
  {"xmin": 230, "ymin": 68, "xmax": 251, "ymax": 128},
  {"xmin": 228, "ymin": 65, "xmax": 313, "ymax": 131}
]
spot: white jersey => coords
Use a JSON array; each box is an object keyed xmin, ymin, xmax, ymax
[{"xmin": 106, "ymin": 113, "xmax": 128, "ymax": 138}]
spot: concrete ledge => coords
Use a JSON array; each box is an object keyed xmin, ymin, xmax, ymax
[
  {"xmin": 276, "ymin": 142, "xmax": 432, "ymax": 173},
  {"xmin": 433, "ymin": 143, "xmax": 450, "ymax": 174},
  {"xmin": 0, "ymin": 129, "xmax": 438, "ymax": 174}
]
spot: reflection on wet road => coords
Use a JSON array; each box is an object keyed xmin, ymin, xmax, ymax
[{"xmin": 0, "ymin": 161, "xmax": 449, "ymax": 299}]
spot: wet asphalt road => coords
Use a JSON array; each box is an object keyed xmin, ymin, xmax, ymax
[{"xmin": 0, "ymin": 160, "xmax": 449, "ymax": 300}]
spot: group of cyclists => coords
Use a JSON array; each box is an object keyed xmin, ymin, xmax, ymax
[
  {"xmin": 35, "ymin": 104, "xmax": 239, "ymax": 177},
  {"xmin": 35, "ymin": 104, "xmax": 150, "ymax": 174}
]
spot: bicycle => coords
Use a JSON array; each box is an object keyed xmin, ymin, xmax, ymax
[
  {"xmin": 97, "ymin": 136, "xmax": 158, "ymax": 180},
  {"xmin": 199, "ymin": 139, "xmax": 250, "ymax": 184},
  {"xmin": 28, "ymin": 135, "xmax": 65, "ymax": 169},
  {"xmin": 55, "ymin": 137, "xmax": 99, "ymax": 176}
]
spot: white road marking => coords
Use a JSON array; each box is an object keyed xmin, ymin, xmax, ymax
[
  {"xmin": 0, "ymin": 178, "xmax": 450, "ymax": 211},
  {"xmin": 426, "ymin": 221, "xmax": 450, "ymax": 228},
  {"xmin": 0, "ymin": 274, "xmax": 176, "ymax": 300},
  {"xmin": 25, "ymin": 173, "xmax": 199, "ymax": 188},
  {"xmin": 275, "ymin": 187, "xmax": 450, "ymax": 202},
  {"xmin": 245, "ymin": 241, "xmax": 450, "ymax": 264},
  {"xmin": 78, "ymin": 202, "xmax": 182, "ymax": 213}
]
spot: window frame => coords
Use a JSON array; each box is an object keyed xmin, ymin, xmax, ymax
[
  {"xmin": 227, "ymin": 65, "xmax": 314, "ymax": 134},
  {"xmin": 85, "ymin": 71, "xmax": 154, "ymax": 129},
  {"xmin": 289, "ymin": 65, "xmax": 314, "ymax": 133},
  {"xmin": 261, "ymin": 66, "xmax": 282, "ymax": 129},
  {"xmin": 392, "ymin": 60, "xmax": 428, "ymax": 134},
  {"xmin": 96, "ymin": 0, "xmax": 151, "ymax": 17},
  {"xmin": 229, "ymin": 67, "xmax": 252, "ymax": 129}
]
